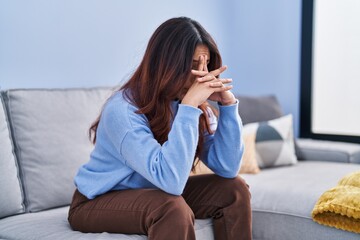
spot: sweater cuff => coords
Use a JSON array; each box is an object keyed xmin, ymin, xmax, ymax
[
  {"xmin": 218, "ymin": 100, "xmax": 241, "ymax": 119},
  {"xmin": 177, "ymin": 104, "xmax": 203, "ymax": 125},
  {"xmin": 219, "ymin": 99, "xmax": 239, "ymax": 110}
]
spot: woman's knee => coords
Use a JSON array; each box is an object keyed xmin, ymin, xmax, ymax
[
  {"xmin": 233, "ymin": 176, "xmax": 251, "ymax": 200},
  {"xmin": 231, "ymin": 176, "xmax": 251, "ymax": 195},
  {"xmin": 214, "ymin": 175, "xmax": 251, "ymax": 201},
  {"xmin": 149, "ymin": 193, "xmax": 195, "ymax": 226},
  {"xmin": 146, "ymin": 193, "xmax": 196, "ymax": 239}
]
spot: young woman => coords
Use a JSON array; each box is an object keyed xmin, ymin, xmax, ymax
[{"xmin": 68, "ymin": 17, "xmax": 252, "ymax": 240}]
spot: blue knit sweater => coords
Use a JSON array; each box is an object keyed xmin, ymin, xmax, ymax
[{"xmin": 75, "ymin": 91, "xmax": 244, "ymax": 199}]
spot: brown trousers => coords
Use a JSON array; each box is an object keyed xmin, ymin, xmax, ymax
[{"xmin": 68, "ymin": 174, "xmax": 252, "ymax": 240}]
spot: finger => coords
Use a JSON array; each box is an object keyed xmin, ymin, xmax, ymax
[
  {"xmin": 209, "ymin": 65, "xmax": 227, "ymax": 77},
  {"xmin": 198, "ymin": 55, "xmax": 204, "ymax": 71},
  {"xmin": 191, "ymin": 69, "xmax": 208, "ymax": 77},
  {"xmin": 197, "ymin": 74, "xmax": 216, "ymax": 82},
  {"xmin": 192, "ymin": 65, "xmax": 227, "ymax": 77},
  {"xmin": 209, "ymin": 78, "xmax": 232, "ymax": 87},
  {"xmin": 198, "ymin": 75, "xmax": 232, "ymax": 83},
  {"xmin": 212, "ymin": 85, "xmax": 233, "ymax": 92},
  {"xmin": 219, "ymin": 78, "xmax": 233, "ymax": 84},
  {"xmin": 204, "ymin": 55, "xmax": 208, "ymax": 72},
  {"xmin": 209, "ymin": 81, "xmax": 224, "ymax": 88}
]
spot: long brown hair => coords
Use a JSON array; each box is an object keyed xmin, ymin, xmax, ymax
[{"xmin": 90, "ymin": 17, "xmax": 222, "ymax": 172}]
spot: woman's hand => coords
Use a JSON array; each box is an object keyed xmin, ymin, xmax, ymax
[
  {"xmin": 181, "ymin": 55, "xmax": 234, "ymax": 107},
  {"xmin": 191, "ymin": 55, "xmax": 237, "ymax": 106}
]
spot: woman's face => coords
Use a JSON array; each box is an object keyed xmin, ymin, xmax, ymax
[
  {"xmin": 192, "ymin": 44, "xmax": 210, "ymax": 70},
  {"xmin": 179, "ymin": 44, "xmax": 210, "ymax": 100}
]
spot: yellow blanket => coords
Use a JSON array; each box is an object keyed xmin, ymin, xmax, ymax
[{"xmin": 312, "ymin": 171, "xmax": 360, "ymax": 233}]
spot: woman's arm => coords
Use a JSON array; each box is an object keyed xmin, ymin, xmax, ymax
[
  {"xmin": 103, "ymin": 102, "xmax": 202, "ymax": 196},
  {"xmin": 200, "ymin": 101, "xmax": 244, "ymax": 178}
]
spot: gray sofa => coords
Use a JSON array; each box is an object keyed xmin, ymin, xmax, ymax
[{"xmin": 0, "ymin": 87, "xmax": 359, "ymax": 240}]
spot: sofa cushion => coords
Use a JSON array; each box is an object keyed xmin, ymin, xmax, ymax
[
  {"xmin": 252, "ymin": 211, "xmax": 359, "ymax": 240},
  {"xmin": 238, "ymin": 133, "xmax": 260, "ymax": 174},
  {"xmin": 0, "ymin": 207, "xmax": 214, "ymax": 240},
  {"xmin": 243, "ymin": 114, "xmax": 297, "ymax": 168},
  {"xmin": 0, "ymin": 94, "xmax": 24, "ymax": 218},
  {"xmin": 236, "ymin": 95, "xmax": 283, "ymax": 125},
  {"xmin": 241, "ymin": 161, "xmax": 360, "ymax": 240},
  {"xmin": 3, "ymin": 88, "xmax": 112, "ymax": 212},
  {"xmin": 296, "ymin": 138, "xmax": 360, "ymax": 164}
]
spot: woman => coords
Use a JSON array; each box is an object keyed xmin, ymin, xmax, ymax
[{"xmin": 68, "ymin": 17, "xmax": 252, "ymax": 240}]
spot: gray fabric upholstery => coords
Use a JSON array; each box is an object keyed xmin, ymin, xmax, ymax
[
  {"xmin": 236, "ymin": 95, "xmax": 283, "ymax": 125},
  {"xmin": 3, "ymin": 88, "xmax": 112, "ymax": 212},
  {"xmin": 252, "ymin": 211, "xmax": 359, "ymax": 240},
  {"xmin": 2, "ymin": 88, "xmax": 359, "ymax": 239},
  {"xmin": 0, "ymin": 207, "xmax": 214, "ymax": 240},
  {"xmin": 0, "ymin": 95, "xmax": 24, "ymax": 219},
  {"xmin": 241, "ymin": 161, "xmax": 360, "ymax": 240},
  {"xmin": 296, "ymin": 138, "xmax": 360, "ymax": 163}
]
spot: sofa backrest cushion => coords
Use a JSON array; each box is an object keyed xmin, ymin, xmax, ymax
[
  {"xmin": 3, "ymin": 88, "xmax": 112, "ymax": 212},
  {"xmin": 236, "ymin": 95, "xmax": 283, "ymax": 125},
  {"xmin": 0, "ymin": 94, "xmax": 25, "ymax": 218}
]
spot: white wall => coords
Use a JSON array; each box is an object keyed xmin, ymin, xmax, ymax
[
  {"xmin": 0, "ymin": 0, "xmax": 231, "ymax": 89},
  {"xmin": 0, "ymin": 0, "xmax": 302, "ymax": 135},
  {"xmin": 228, "ymin": 0, "xmax": 302, "ymax": 135}
]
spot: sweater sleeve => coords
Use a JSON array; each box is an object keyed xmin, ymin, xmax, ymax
[
  {"xmin": 109, "ymin": 104, "xmax": 202, "ymax": 196},
  {"xmin": 201, "ymin": 101, "xmax": 244, "ymax": 178}
]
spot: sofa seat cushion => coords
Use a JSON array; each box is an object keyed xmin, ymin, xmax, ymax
[
  {"xmin": 0, "ymin": 207, "xmax": 214, "ymax": 240},
  {"xmin": 0, "ymin": 95, "xmax": 24, "ymax": 218},
  {"xmin": 241, "ymin": 161, "xmax": 360, "ymax": 240}
]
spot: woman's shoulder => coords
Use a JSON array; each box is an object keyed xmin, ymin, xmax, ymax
[
  {"xmin": 103, "ymin": 90, "xmax": 131, "ymax": 114},
  {"xmin": 102, "ymin": 90, "xmax": 148, "ymax": 129}
]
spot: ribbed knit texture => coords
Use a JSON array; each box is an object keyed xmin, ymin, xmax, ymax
[{"xmin": 312, "ymin": 171, "xmax": 360, "ymax": 233}]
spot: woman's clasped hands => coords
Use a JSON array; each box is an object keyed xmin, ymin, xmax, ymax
[{"xmin": 182, "ymin": 55, "xmax": 236, "ymax": 107}]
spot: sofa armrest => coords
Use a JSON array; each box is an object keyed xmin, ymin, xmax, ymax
[{"xmin": 295, "ymin": 138, "xmax": 360, "ymax": 164}]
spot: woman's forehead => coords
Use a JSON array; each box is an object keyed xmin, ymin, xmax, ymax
[{"xmin": 193, "ymin": 45, "xmax": 210, "ymax": 60}]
